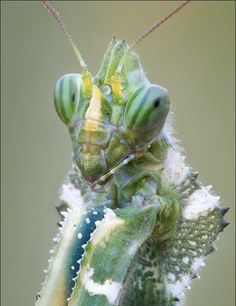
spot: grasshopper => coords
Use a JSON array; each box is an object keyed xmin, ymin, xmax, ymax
[{"xmin": 36, "ymin": 1, "xmax": 229, "ymax": 305}]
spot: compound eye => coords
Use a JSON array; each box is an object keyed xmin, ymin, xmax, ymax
[
  {"xmin": 54, "ymin": 74, "xmax": 82, "ymax": 126},
  {"xmin": 124, "ymin": 85, "xmax": 170, "ymax": 138}
]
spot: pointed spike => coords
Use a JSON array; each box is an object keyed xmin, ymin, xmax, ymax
[
  {"xmin": 59, "ymin": 220, "xmax": 65, "ymax": 226},
  {"xmin": 205, "ymin": 245, "xmax": 216, "ymax": 256},
  {"xmin": 173, "ymin": 297, "xmax": 180, "ymax": 302},
  {"xmin": 219, "ymin": 220, "xmax": 230, "ymax": 232},
  {"xmin": 61, "ymin": 211, "xmax": 68, "ymax": 217},
  {"xmin": 192, "ymin": 273, "xmax": 199, "ymax": 279},
  {"xmin": 220, "ymin": 207, "xmax": 230, "ymax": 216}
]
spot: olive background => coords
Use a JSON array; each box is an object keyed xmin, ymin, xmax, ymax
[{"xmin": 1, "ymin": 1, "xmax": 235, "ymax": 306}]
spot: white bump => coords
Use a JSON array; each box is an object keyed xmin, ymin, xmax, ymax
[
  {"xmin": 93, "ymin": 211, "xmax": 98, "ymax": 215},
  {"xmin": 59, "ymin": 221, "xmax": 65, "ymax": 227},
  {"xmin": 168, "ymin": 273, "xmax": 176, "ymax": 282},
  {"xmin": 95, "ymin": 220, "xmax": 101, "ymax": 226},
  {"xmin": 182, "ymin": 257, "xmax": 189, "ymax": 265},
  {"xmin": 77, "ymin": 233, "xmax": 83, "ymax": 239},
  {"xmin": 71, "ymin": 265, "xmax": 75, "ymax": 270},
  {"xmin": 191, "ymin": 251, "xmax": 197, "ymax": 256},
  {"xmin": 61, "ymin": 210, "xmax": 68, "ymax": 217},
  {"xmin": 172, "ymin": 247, "xmax": 178, "ymax": 254},
  {"xmin": 86, "ymin": 218, "xmax": 90, "ymax": 224}
]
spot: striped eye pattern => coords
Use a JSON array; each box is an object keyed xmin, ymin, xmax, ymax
[
  {"xmin": 124, "ymin": 85, "xmax": 170, "ymax": 140},
  {"xmin": 54, "ymin": 74, "xmax": 82, "ymax": 126}
]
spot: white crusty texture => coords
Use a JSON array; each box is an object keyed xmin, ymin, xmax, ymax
[
  {"xmin": 166, "ymin": 257, "xmax": 205, "ymax": 305},
  {"xmin": 162, "ymin": 147, "xmax": 190, "ymax": 185},
  {"xmin": 82, "ymin": 264, "xmax": 122, "ymax": 305},
  {"xmin": 167, "ymin": 274, "xmax": 190, "ymax": 299},
  {"xmin": 91, "ymin": 208, "xmax": 124, "ymax": 247},
  {"xmin": 60, "ymin": 183, "xmax": 83, "ymax": 209},
  {"xmin": 183, "ymin": 186, "xmax": 220, "ymax": 220},
  {"xmin": 191, "ymin": 257, "xmax": 205, "ymax": 273}
]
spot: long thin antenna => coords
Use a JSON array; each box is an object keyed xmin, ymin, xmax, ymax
[
  {"xmin": 117, "ymin": 0, "xmax": 191, "ymax": 73},
  {"xmin": 42, "ymin": 0, "xmax": 87, "ymax": 69}
]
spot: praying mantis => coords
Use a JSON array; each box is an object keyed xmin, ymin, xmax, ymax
[{"xmin": 36, "ymin": 1, "xmax": 229, "ymax": 305}]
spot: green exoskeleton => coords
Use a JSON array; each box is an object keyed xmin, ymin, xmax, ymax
[{"xmin": 37, "ymin": 1, "xmax": 229, "ymax": 306}]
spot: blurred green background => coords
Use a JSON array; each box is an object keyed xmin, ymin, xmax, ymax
[{"xmin": 1, "ymin": 1, "xmax": 234, "ymax": 306}]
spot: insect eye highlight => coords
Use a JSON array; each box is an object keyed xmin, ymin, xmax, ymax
[
  {"xmin": 154, "ymin": 98, "xmax": 161, "ymax": 108},
  {"xmin": 71, "ymin": 93, "xmax": 76, "ymax": 102}
]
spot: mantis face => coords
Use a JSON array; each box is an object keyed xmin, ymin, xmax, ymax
[{"xmin": 54, "ymin": 41, "xmax": 170, "ymax": 183}]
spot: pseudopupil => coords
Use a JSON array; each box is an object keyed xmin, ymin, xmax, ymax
[
  {"xmin": 71, "ymin": 93, "xmax": 76, "ymax": 102},
  {"xmin": 154, "ymin": 98, "xmax": 160, "ymax": 108}
]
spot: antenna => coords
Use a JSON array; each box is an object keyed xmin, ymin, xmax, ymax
[
  {"xmin": 42, "ymin": 0, "xmax": 87, "ymax": 69},
  {"xmin": 117, "ymin": 0, "xmax": 191, "ymax": 73}
]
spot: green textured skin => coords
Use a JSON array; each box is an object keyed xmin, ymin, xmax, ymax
[{"xmin": 36, "ymin": 39, "xmax": 228, "ymax": 306}]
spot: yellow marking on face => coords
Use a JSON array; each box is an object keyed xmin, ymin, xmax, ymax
[
  {"xmin": 84, "ymin": 86, "xmax": 102, "ymax": 132},
  {"xmin": 82, "ymin": 70, "xmax": 92, "ymax": 96},
  {"xmin": 111, "ymin": 76, "xmax": 122, "ymax": 98}
]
